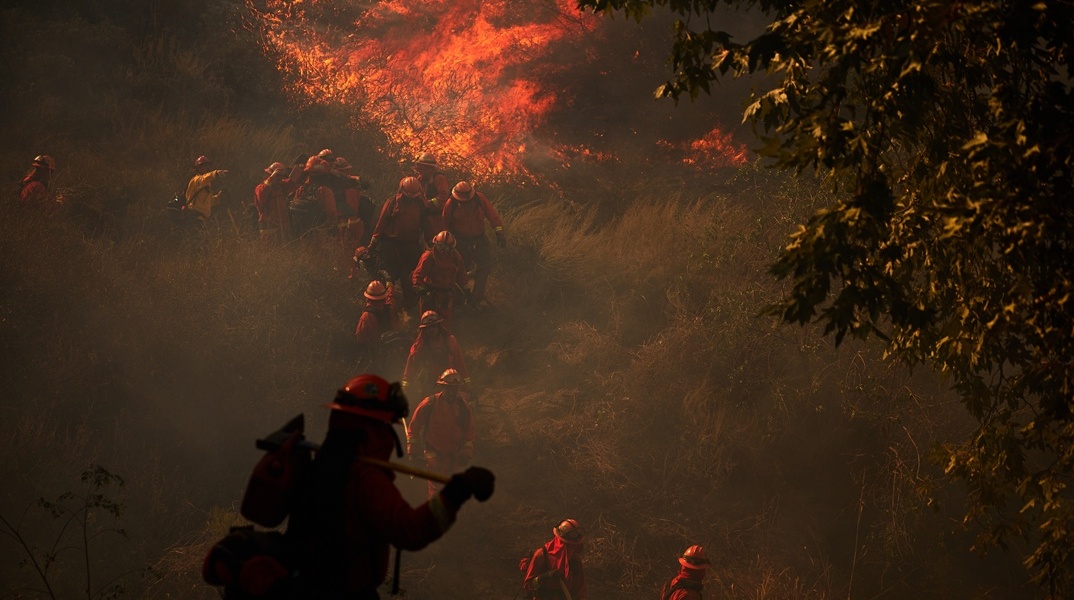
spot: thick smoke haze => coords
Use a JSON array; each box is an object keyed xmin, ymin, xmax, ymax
[{"xmin": 0, "ymin": 1, "xmax": 1039, "ymax": 599}]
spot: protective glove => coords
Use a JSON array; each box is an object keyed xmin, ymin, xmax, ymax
[
  {"xmin": 440, "ymin": 466, "xmax": 495, "ymax": 508},
  {"xmin": 496, "ymin": 231, "xmax": 507, "ymax": 249},
  {"xmin": 415, "ymin": 285, "xmax": 431, "ymax": 301}
]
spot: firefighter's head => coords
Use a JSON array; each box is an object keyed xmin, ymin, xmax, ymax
[
  {"xmin": 436, "ymin": 368, "xmax": 463, "ymax": 398},
  {"xmin": 413, "ymin": 152, "xmax": 437, "ymax": 177},
  {"xmin": 679, "ymin": 545, "xmax": 710, "ymax": 570},
  {"xmin": 326, "ymin": 374, "xmax": 408, "ymax": 457},
  {"xmin": 432, "ymin": 230, "xmax": 455, "ymax": 254},
  {"xmin": 451, "ymin": 181, "xmax": 475, "ymax": 202},
  {"xmin": 399, "ymin": 176, "xmax": 423, "ymax": 198},
  {"xmin": 333, "ymin": 157, "xmax": 354, "ymax": 174},
  {"xmin": 553, "ymin": 518, "xmax": 585, "ymax": 545},
  {"xmin": 364, "ymin": 280, "xmax": 389, "ymax": 303},
  {"xmin": 194, "ymin": 155, "xmax": 213, "ymax": 174},
  {"xmin": 419, "ymin": 310, "xmax": 444, "ymax": 330},
  {"xmin": 316, "ymin": 148, "xmax": 335, "ymax": 163},
  {"xmin": 31, "ymin": 154, "xmax": 56, "ymax": 172}
]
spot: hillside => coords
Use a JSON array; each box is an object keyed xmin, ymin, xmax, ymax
[{"xmin": 0, "ymin": 2, "xmax": 1039, "ymax": 599}]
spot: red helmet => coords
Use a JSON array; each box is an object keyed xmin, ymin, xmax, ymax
[
  {"xmin": 679, "ymin": 545, "xmax": 710, "ymax": 570},
  {"xmin": 451, "ymin": 181, "xmax": 474, "ymax": 201},
  {"xmin": 334, "ymin": 157, "xmax": 353, "ymax": 172},
  {"xmin": 553, "ymin": 519, "xmax": 584, "ymax": 544},
  {"xmin": 353, "ymin": 246, "xmax": 371, "ymax": 263},
  {"xmin": 32, "ymin": 155, "xmax": 56, "ymax": 171},
  {"xmin": 305, "ymin": 156, "xmax": 331, "ymax": 174},
  {"xmin": 324, "ymin": 374, "xmax": 408, "ymax": 423},
  {"xmin": 317, "ymin": 148, "xmax": 335, "ymax": 161},
  {"xmin": 364, "ymin": 280, "xmax": 389, "ymax": 301},
  {"xmin": 399, "ymin": 176, "xmax": 423, "ymax": 198},
  {"xmin": 436, "ymin": 368, "xmax": 463, "ymax": 386},
  {"xmin": 432, "ymin": 230, "xmax": 456, "ymax": 249},
  {"xmin": 194, "ymin": 155, "xmax": 212, "ymax": 167},
  {"xmin": 415, "ymin": 152, "xmax": 437, "ymax": 167},
  {"xmin": 264, "ymin": 161, "xmax": 287, "ymax": 176},
  {"xmin": 418, "ymin": 310, "xmax": 444, "ymax": 328}
]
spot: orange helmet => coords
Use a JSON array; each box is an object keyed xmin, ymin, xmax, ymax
[
  {"xmin": 451, "ymin": 181, "xmax": 474, "ymax": 201},
  {"xmin": 418, "ymin": 310, "xmax": 444, "ymax": 328},
  {"xmin": 436, "ymin": 368, "xmax": 463, "ymax": 386},
  {"xmin": 32, "ymin": 155, "xmax": 56, "ymax": 170},
  {"xmin": 432, "ymin": 230, "xmax": 456, "ymax": 249},
  {"xmin": 553, "ymin": 519, "xmax": 584, "ymax": 544},
  {"xmin": 316, "ymin": 148, "xmax": 335, "ymax": 161},
  {"xmin": 679, "ymin": 545, "xmax": 710, "ymax": 570},
  {"xmin": 334, "ymin": 157, "xmax": 353, "ymax": 172},
  {"xmin": 264, "ymin": 161, "xmax": 287, "ymax": 176},
  {"xmin": 399, "ymin": 176, "xmax": 423, "ymax": 198},
  {"xmin": 194, "ymin": 155, "xmax": 212, "ymax": 167},
  {"xmin": 364, "ymin": 280, "xmax": 389, "ymax": 301},
  {"xmin": 305, "ymin": 156, "xmax": 331, "ymax": 174},
  {"xmin": 415, "ymin": 152, "xmax": 437, "ymax": 167},
  {"xmin": 325, "ymin": 373, "xmax": 408, "ymax": 423}
]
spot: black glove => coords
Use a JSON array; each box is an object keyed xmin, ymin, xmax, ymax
[{"xmin": 440, "ymin": 466, "xmax": 495, "ymax": 508}]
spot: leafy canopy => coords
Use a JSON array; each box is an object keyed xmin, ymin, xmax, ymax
[{"xmin": 579, "ymin": 0, "xmax": 1074, "ymax": 594}]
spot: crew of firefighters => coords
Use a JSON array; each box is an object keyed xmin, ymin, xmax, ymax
[{"xmin": 15, "ymin": 153, "xmax": 716, "ymax": 600}]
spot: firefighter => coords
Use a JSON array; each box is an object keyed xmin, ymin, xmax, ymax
[
  {"xmin": 523, "ymin": 519, "xmax": 588, "ymax": 600},
  {"xmin": 334, "ymin": 157, "xmax": 376, "ymax": 247},
  {"xmin": 184, "ymin": 155, "xmax": 229, "ymax": 222},
  {"xmin": 442, "ymin": 180, "xmax": 506, "ymax": 307},
  {"xmin": 658, "ymin": 545, "xmax": 710, "ymax": 600},
  {"xmin": 406, "ymin": 368, "xmax": 475, "ymax": 499},
  {"xmin": 253, "ymin": 161, "xmax": 301, "ymax": 244},
  {"xmin": 412, "ymin": 152, "xmax": 450, "ymax": 246},
  {"xmin": 368, "ymin": 176, "xmax": 429, "ymax": 309},
  {"xmin": 402, "ymin": 310, "xmax": 469, "ymax": 405},
  {"xmin": 286, "ymin": 373, "xmax": 495, "ymax": 599},
  {"xmin": 290, "ymin": 155, "xmax": 338, "ymax": 238},
  {"xmin": 411, "ymin": 230, "xmax": 468, "ymax": 329},
  {"xmin": 354, "ymin": 280, "xmax": 403, "ymax": 369},
  {"xmin": 19, "ymin": 154, "xmax": 58, "ymax": 211}
]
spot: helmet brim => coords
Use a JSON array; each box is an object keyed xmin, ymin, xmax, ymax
[
  {"xmin": 323, "ymin": 402, "xmax": 397, "ymax": 422},
  {"xmin": 678, "ymin": 557, "xmax": 710, "ymax": 570}
]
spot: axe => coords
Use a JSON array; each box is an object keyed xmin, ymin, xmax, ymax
[{"xmin": 256, "ymin": 414, "xmax": 450, "ymax": 484}]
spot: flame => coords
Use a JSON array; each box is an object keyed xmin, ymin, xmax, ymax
[
  {"xmin": 250, "ymin": 0, "xmax": 597, "ymax": 179},
  {"xmin": 248, "ymin": 0, "xmax": 748, "ymax": 181},
  {"xmin": 659, "ymin": 127, "xmax": 750, "ymax": 169}
]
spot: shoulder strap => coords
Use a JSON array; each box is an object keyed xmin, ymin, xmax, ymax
[{"xmin": 664, "ymin": 578, "xmax": 703, "ymax": 600}]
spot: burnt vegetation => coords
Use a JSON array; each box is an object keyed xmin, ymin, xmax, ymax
[{"xmin": 0, "ymin": 1, "xmax": 1056, "ymax": 599}]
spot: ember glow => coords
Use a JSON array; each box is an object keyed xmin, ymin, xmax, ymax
[
  {"xmin": 248, "ymin": 0, "xmax": 748, "ymax": 180},
  {"xmin": 659, "ymin": 127, "xmax": 749, "ymax": 169}
]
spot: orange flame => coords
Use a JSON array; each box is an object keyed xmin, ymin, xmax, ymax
[
  {"xmin": 250, "ymin": 0, "xmax": 596, "ymax": 180},
  {"xmin": 658, "ymin": 127, "xmax": 750, "ymax": 169},
  {"xmin": 248, "ymin": 0, "xmax": 748, "ymax": 181}
]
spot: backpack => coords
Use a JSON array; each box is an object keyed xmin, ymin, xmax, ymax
[
  {"xmin": 201, "ymin": 526, "xmax": 297, "ymax": 600},
  {"xmin": 203, "ymin": 415, "xmax": 362, "ymax": 599}
]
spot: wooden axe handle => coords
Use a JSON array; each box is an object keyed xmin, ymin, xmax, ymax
[{"xmin": 359, "ymin": 456, "xmax": 452, "ymax": 484}]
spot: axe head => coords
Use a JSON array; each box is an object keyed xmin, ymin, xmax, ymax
[{"xmin": 255, "ymin": 414, "xmax": 305, "ymax": 451}]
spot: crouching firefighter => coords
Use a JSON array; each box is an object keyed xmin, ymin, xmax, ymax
[{"xmin": 204, "ymin": 374, "xmax": 495, "ymax": 600}]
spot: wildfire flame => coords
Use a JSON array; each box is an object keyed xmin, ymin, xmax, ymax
[{"xmin": 248, "ymin": 0, "xmax": 748, "ymax": 181}]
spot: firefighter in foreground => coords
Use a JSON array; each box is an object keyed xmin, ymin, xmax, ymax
[
  {"xmin": 659, "ymin": 545, "xmax": 710, "ymax": 600},
  {"xmin": 406, "ymin": 368, "xmax": 475, "ymax": 499},
  {"xmin": 411, "ymin": 230, "xmax": 468, "ymax": 328},
  {"xmin": 402, "ymin": 310, "xmax": 470, "ymax": 405},
  {"xmin": 287, "ymin": 374, "xmax": 495, "ymax": 599},
  {"xmin": 184, "ymin": 155, "xmax": 229, "ymax": 222},
  {"xmin": 19, "ymin": 154, "xmax": 57, "ymax": 210},
  {"xmin": 523, "ymin": 519, "xmax": 588, "ymax": 600},
  {"xmin": 442, "ymin": 180, "xmax": 506, "ymax": 307}
]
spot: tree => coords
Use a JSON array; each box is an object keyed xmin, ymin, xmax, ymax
[{"xmin": 578, "ymin": 0, "xmax": 1074, "ymax": 594}]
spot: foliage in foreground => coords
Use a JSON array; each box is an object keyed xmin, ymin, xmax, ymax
[{"xmin": 579, "ymin": 0, "xmax": 1074, "ymax": 593}]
